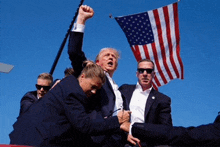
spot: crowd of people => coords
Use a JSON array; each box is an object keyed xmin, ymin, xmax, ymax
[{"xmin": 9, "ymin": 5, "xmax": 220, "ymax": 147}]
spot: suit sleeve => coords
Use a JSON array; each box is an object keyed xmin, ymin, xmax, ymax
[
  {"xmin": 132, "ymin": 122, "xmax": 220, "ymax": 146},
  {"xmin": 157, "ymin": 96, "xmax": 173, "ymax": 126},
  {"xmin": 19, "ymin": 93, "xmax": 36, "ymax": 115},
  {"xmin": 64, "ymin": 94, "xmax": 120, "ymax": 136},
  {"xmin": 68, "ymin": 31, "xmax": 87, "ymax": 77}
]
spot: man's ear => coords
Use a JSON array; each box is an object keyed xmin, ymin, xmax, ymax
[
  {"xmin": 152, "ymin": 71, "xmax": 156, "ymax": 78},
  {"xmin": 79, "ymin": 73, "xmax": 85, "ymax": 82},
  {"xmin": 96, "ymin": 60, "xmax": 100, "ymax": 65},
  {"xmin": 81, "ymin": 73, "xmax": 85, "ymax": 78},
  {"xmin": 79, "ymin": 73, "xmax": 86, "ymax": 84}
]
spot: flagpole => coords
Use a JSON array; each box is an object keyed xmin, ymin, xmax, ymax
[{"xmin": 49, "ymin": 0, "xmax": 84, "ymax": 75}]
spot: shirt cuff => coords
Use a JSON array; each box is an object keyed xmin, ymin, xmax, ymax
[
  {"xmin": 71, "ymin": 23, "xmax": 85, "ymax": 32},
  {"xmin": 129, "ymin": 122, "xmax": 134, "ymax": 135}
]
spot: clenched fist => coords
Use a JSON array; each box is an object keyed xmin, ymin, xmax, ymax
[
  {"xmin": 117, "ymin": 110, "xmax": 131, "ymax": 124},
  {"xmin": 77, "ymin": 5, "xmax": 94, "ymax": 24}
]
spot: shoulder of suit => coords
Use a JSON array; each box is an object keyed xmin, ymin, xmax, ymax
[
  {"xmin": 57, "ymin": 75, "xmax": 87, "ymax": 101},
  {"xmin": 56, "ymin": 75, "xmax": 79, "ymax": 92},
  {"xmin": 23, "ymin": 91, "xmax": 37, "ymax": 97},
  {"xmin": 21, "ymin": 91, "xmax": 38, "ymax": 102},
  {"xmin": 119, "ymin": 84, "xmax": 135, "ymax": 89},
  {"xmin": 152, "ymin": 89, "xmax": 171, "ymax": 101}
]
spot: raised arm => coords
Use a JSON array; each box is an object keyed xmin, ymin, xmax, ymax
[{"xmin": 68, "ymin": 5, "xmax": 94, "ymax": 77}]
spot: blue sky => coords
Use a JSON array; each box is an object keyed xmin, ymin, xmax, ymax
[{"xmin": 1, "ymin": 0, "xmax": 220, "ymax": 144}]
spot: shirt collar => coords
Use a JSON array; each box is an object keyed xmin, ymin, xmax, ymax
[
  {"xmin": 136, "ymin": 82, "xmax": 152, "ymax": 93},
  {"xmin": 105, "ymin": 72, "xmax": 113, "ymax": 82}
]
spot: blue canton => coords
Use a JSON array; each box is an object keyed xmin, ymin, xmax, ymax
[{"xmin": 115, "ymin": 12, "xmax": 154, "ymax": 46}]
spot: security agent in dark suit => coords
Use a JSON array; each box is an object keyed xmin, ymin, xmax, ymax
[
  {"xmin": 68, "ymin": 5, "xmax": 128, "ymax": 147},
  {"xmin": 19, "ymin": 73, "xmax": 53, "ymax": 115},
  {"xmin": 10, "ymin": 61, "xmax": 131, "ymax": 147},
  {"xmin": 121, "ymin": 113, "xmax": 220, "ymax": 146},
  {"xmin": 119, "ymin": 59, "xmax": 172, "ymax": 146}
]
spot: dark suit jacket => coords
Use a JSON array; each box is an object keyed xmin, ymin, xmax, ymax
[
  {"xmin": 68, "ymin": 31, "xmax": 128, "ymax": 147},
  {"xmin": 119, "ymin": 84, "xmax": 172, "ymax": 146},
  {"xmin": 132, "ymin": 114, "xmax": 220, "ymax": 146},
  {"xmin": 19, "ymin": 91, "xmax": 38, "ymax": 115},
  {"xmin": 9, "ymin": 75, "xmax": 120, "ymax": 147},
  {"xmin": 119, "ymin": 84, "xmax": 172, "ymax": 125}
]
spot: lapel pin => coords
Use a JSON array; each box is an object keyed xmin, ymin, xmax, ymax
[{"xmin": 152, "ymin": 96, "xmax": 155, "ymax": 99}]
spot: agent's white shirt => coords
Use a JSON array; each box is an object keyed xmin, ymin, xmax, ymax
[{"xmin": 129, "ymin": 82, "xmax": 152, "ymax": 134}]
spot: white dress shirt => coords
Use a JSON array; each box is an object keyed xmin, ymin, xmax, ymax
[
  {"xmin": 129, "ymin": 82, "xmax": 152, "ymax": 134},
  {"xmin": 106, "ymin": 72, "xmax": 123, "ymax": 116}
]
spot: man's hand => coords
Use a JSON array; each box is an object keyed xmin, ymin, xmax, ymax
[
  {"xmin": 77, "ymin": 5, "xmax": 94, "ymax": 24},
  {"xmin": 120, "ymin": 121, "xmax": 130, "ymax": 132},
  {"xmin": 127, "ymin": 134, "xmax": 141, "ymax": 147},
  {"xmin": 117, "ymin": 110, "xmax": 131, "ymax": 124}
]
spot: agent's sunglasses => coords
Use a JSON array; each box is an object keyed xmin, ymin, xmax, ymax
[
  {"xmin": 137, "ymin": 68, "xmax": 154, "ymax": 74},
  {"xmin": 35, "ymin": 84, "xmax": 51, "ymax": 91}
]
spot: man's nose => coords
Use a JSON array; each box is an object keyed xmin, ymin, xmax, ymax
[
  {"xmin": 143, "ymin": 70, "xmax": 148, "ymax": 75},
  {"xmin": 109, "ymin": 56, "xmax": 113, "ymax": 60}
]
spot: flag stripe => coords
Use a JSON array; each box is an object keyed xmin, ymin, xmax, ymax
[
  {"xmin": 163, "ymin": 5, "xmax": 180, "ymax": 79},
  {"xmin": 131, "ymin": 46, "xmax": 141, "ymax": 61},
  {"xmin": 151, "ymin": 42, "xmax": 168, "ymax": 84},
  {"xmin": 169, "ymin": 3, "xmax": 181, "ymax": 80},
  {"xmin": 173, "ymin": 3, "xmax": 184, "ymax": 79},
  {"xmin": 162, "ymin": 6, "xmax": 177, "ymax": 79},
  {"xmin": 143, "ymin": 45, "xmax": 150, "ymax": 60},
  {"xmin": 146, "ymin": 44, "xmax": 164, "ymax": 86},
  {"xmin": 154, "ymin": 8, "xmax": 174, "ymax": 81},
  {"xmin": 139, "ymin": 45, "xmax": 147, "ymax": 59},
  {"xmin": 149, "ymin": 10, "xmax": 169, "ymax": 85}
]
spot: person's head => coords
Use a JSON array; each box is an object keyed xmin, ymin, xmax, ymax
[
  {"xmin": 95, "ymin": 48, "xmax": 120, "ymax": 77},
  {"xmin": 78, "ymin": 60, "xmax": 106, "ymax": 98},
  {"xmin": 64, "ymin": 68, "xmax": 74, "ymax": 77},
  {"xmin": 136, "ymin": 59, "xmax": 155, "ymax": 91},
  {"xmin": 35, "ymin": 73, "xmax": 53, "ymax": 98}
]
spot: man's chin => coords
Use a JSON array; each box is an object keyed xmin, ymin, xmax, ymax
[
  {"xmin": 106, "ymin": 67, "xmax": 116, "ymax": 72},
  {"xmin": 38, "ymin": 94, "xmax": 44, "ymax": 98},
  {"xmin": 141, "ymin": 81, "xmax": 149, "ymax": 85}
]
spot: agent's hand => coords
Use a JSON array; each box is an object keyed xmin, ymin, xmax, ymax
[
  {"xmin": 117, "ymin": 110, "xmax": 131, "ymax": 124},
  {"xmin": 127, "ymin": 134, "xmax": 141, "ymax": 147},
  {"xmin": 77, "ymin": 5, "xmax": 94, "ymax": 24},
  {"xmin": 120, "ymin": 121, "xmax": 130, "ymax": 132}
]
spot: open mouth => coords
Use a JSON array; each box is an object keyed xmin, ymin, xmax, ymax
[{"xmin": 108, "ymin": 61, "xmax": 113, "ymax": 66}]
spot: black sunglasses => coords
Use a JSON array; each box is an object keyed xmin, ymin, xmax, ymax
[
  {"xmin": 35, "ymin": 84, "xmax": 51, "ymax": 91},
  {"xmin": 137, "ymin": 68, "xmax": 154, "ymax": 74}
]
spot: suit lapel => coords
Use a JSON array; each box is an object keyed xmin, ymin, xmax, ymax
[
  {"xmin": 120, "ymin": 85, "xmax": 136, "ymax": 110},
  {"xmin": 127, "ymin": 85, "xmax": 136, "ymax": 106},
  {"xmin": 101, "ymin": 78, "xmax": 115, "ymax": 117},
  {"xmin": 144, "ymin": 88, "xmax": 156, "ymax": 120},
  {"xmin": 31, "ymin": 91, "xmax": 39, "ymax": 102}
]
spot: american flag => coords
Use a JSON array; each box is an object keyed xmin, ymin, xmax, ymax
[{"xmin": 115, "ymin": 2, "xmax": 184, "ymax": 89}]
